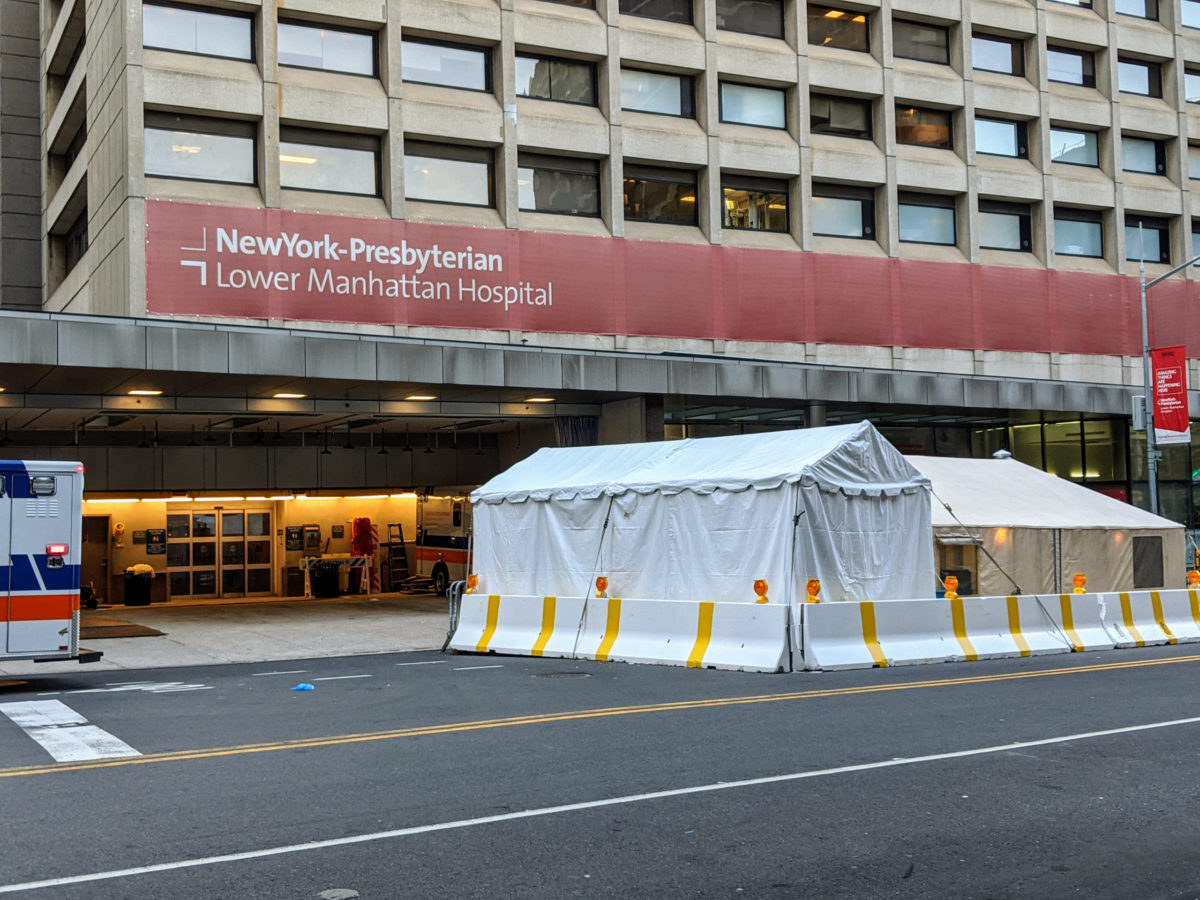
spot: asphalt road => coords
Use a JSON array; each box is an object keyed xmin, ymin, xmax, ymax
[{"xmin": 2, "ymin": 645, "xmax": 1200, "ymax": 898}]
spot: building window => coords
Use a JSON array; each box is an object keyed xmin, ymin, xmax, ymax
[
  {"xmin": 142, "ymin": 3, "xmax": 253, "ymax": 60},
  {"xmin": 1189, "ymin": 146, "xmax": 1200, "ymax": 180},
  {"xmin": 1050, "ymin": 0, "xmax": 1091, "ymax": 8},
  {"xmin": 978, "ymin": 200, "xmax": 1031, "ymax": 252},
  {"xmin": 1047, "ymin": 46, "xmax": 1096, "ymax": 88},
  {"xmin": 975, "ymin": 118, "xmax": 1027, "ymax": 158},
  {"xmin": 1117, "ymin": 58, "xmax": 1162, "ymax": 98},
  {"xmin": 893, "ymin": 19, "xmax": 950, "ymax": 65},
  {"xmin": 1188, "ymin": 71, "xmax": 1200, "ymax": 103},
  {"xmin": 144, "ymin": 115, "xmax": 256, "ymax": 184},
  {"xmin": 623, "ymin": 165, "xmax": 698, "ymax": 225},
  {"xmin": 1054, "ymin": 208, "xmax": 1103, "ymax": 257},
  {"xmin": 279, "ymin": 130, "xmax": 379, "ymax": 196},
  {"xmin": 1185, "ymin": 0, "xmax": 1200, "ymax": 28},
  {"xmin": 1193, "ymin": 221, "xmax": 1200, "ymax": 258},
  {"xmin": 517, "ymin": 154, "xmax": 600, "ymax": 216},
  {"xmin": 620, "ymin": 69, "xmax": 695, "ymax": 117},
  {"xmin": 898, "ymin": 192, "xmax": 956, "ymax": 245},
  {"xmin": 1123, "ymin": 137, "xmax": 1166, "ymax": 175},
  {"xmin": 722, "ymin": 175, "xmax": 788, "ymax": 231},
  {"xmin": 278, "ymin": 21, "xmax": 375, "ymax": 76},
  {"xmin": 810, "ymin": 93, "xmax": 871, "ymax": 138},
  {"xmin": 1115, "ymin": 0, "xmax": 1158, "ymax": 18},
  {"xmin": 720, "ymin": 82, "xmax": 786, "ymax": 128},
  {"xmin": 811, "ymin": 183, "xmax": 875, "ymax": 238},
  {"xmin": 1126, "ymin": 216, "xmax": 1170, "ymax": 264},
  {"xmin": 972, "ymin": 34, "xmax": 1023, "ymax": 76},
  {"xmin": 400, "ymin": 39, "xmax": 490, "ymax": 91},
  {"xmin": 896, "ymin": 106, "xmax": 952, "ymax": 149},
  {"xmin": 545, "ymin": 0, "xmax": 594, "ymax": 6},
  {"xmin": 716, "ymin": 0, "xmax": 784, "ymax": 38},
  {"xmin": 515, "ymin": 54, "xmax": 596, "ymax": 105},
  {"xmin": 619, "ymin": 0, "xmax": 693, "ymax": 25},
  {"xmin": 808, "ymin": 6, "xmax": 869, "ymax": 52},
  {"xmin": 1050, "ymin": 128, "xmax": 1099, "ymax": 167},
  {"xmin": 64, "ymin": 207, "xmax": 88, "ymax": 273},
  {"xmin": 404, "ymin": 141, "xmax": 494, "ymax": 207}
]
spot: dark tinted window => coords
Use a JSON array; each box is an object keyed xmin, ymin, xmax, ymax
[
  {"xmin": 518, "ymin": 154, "xmax": 600, "ymax": 216},
  {"xmin": 716, "ymin": 0, "xmax": 784, "ymax": 37},
  {"xmin": 624, "ymin": 165, "xmax": 698, "ymax": 224},
  {"xmin": 894, "ymin": 19, "xmax": 949, "ymax": 65},
  {"xmin": 810, "ymin": 93, "xmax": 872, "ymax": 138},
  {"xmin": 620, "ymin": 0, "xmax": 693, "ymax": 24},
  {"xmin": 515, "ymin": 55, "xmax": 596, "ymax": 105}
]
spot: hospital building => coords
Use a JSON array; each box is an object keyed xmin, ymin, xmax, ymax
[{"xmin": 1, "ymin": 0, "xmax": 1200, "ymax": 601}]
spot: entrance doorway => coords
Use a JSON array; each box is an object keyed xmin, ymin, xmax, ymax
[
  {"xmin": 81, "ymin": 515, "xmax": 110, "ymax": 603},
  {"xmin": 166, "ymin": 508, "xmax": 273, "ymax": 599}
]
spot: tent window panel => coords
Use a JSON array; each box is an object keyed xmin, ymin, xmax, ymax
[{"xmin": 1132, "ymin": 535, "xmax": 1163, "ymax": 588}]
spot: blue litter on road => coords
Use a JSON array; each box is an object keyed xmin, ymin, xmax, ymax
[{"xmin": 291, "ymin": 683, "xmax": 315, "ymax": 691}]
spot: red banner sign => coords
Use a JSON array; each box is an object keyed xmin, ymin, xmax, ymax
[
  {"xmin": 1152, "ymin": 346, "xmax": 1190, "ymax": 445},
  {"xmin": 144, "ymin": 200, "xmax": 1193, "ymax": 358}
]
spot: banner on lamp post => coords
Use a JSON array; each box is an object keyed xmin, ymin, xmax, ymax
[{"xmin": 1152, "ymin": 345, "xmax": 1191, "ymax": 446}]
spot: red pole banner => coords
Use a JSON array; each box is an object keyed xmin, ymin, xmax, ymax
[{"xmin": 1152, "ymin": 345, "xmax": 1191, "ymax": 446}]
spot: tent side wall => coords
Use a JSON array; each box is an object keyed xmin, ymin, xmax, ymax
[{"xmin": 800, "ymin": 483, "xmax": 935, "ymax": 603}]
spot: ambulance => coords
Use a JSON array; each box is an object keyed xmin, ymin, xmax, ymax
[
  {"xmin": 1, "ymin": 460, "xmax": 100, "ymax": 664},
  {"xmin": 413, "ymin": 495, "xmax": 472, "ymax": 596}
]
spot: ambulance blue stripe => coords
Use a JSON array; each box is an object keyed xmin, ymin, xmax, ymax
[{"xmin": 1, "ymin": 559, "xmax": 81, "ymax": 592}]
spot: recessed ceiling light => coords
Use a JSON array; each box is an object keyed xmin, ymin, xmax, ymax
[
  {"xmin": 273, "ymin": 392, "xmax": 306, "ymax": 399},
  {"xmin": 525, "ymin": 397, "xmax": 555, "ymax": 403},
  {"xmin": 128, "ymin": 389, "xmax": 163, "ymax": 396},
  {"xmin": 405, "ymin": 394, "xmax": 437, "ymax": 401}
]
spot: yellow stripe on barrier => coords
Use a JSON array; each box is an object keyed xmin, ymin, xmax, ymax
[
  {"xmin": 476, "ymin": 594, "xmax": 501, "ymax": 653},
  {"xmin": 1151, "ymin": 591, "xmax": 1177, "ymax": 645},
  {"xmin": 1007, "ymin": 596, "xmax": 1032, "ymax": 657},
  {"xmin": 595, "ymin": 598, "xmax": 622, "ymax": 662},
  {"xmin": 1060, "ymin": 595, "xmax": 1085, "ymax": 652},
  {"xmin": 531, "ymin": 596, "xmax": 557, "ymax": 657},
  {"xmin": 687, "ymin": 602, "xmax": 715, "ymax": 668},
  {"xmin": 1191, "ymin": 589, "xmax": 1200, "ymax": 630},
  {"xmin": 860, "ymin": 602, "xmax": 888, "ymax": 667},
  {"xmin": 1120, "ymin": 592, "xmax": 1145, "ymax": 648},
  {"xmin": 950, "ymin": 596, "xmax": 978, "ymax": 662}
]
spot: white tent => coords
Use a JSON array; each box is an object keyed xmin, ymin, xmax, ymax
[
  {"xmin": 471, "ymin": 421, "xmax": 934, "ymax": 605},
  {"xmin": 906, "ymin": 455, "xmax": 1186, "ymax": 595}
]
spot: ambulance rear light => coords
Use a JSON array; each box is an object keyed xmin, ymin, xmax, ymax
[
  {"xmin": 75, "ymin": 463, "xmax": 85, "ymax": 474},
  {"xmin": 46, "ymin": 543, "xmax": 68, "ymax": 556}
]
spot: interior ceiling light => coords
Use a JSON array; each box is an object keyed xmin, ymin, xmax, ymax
[
  {"xmin": 273, "ymin": 392, "xmax": 306, "ymax": 399},
  {"xmin": 525, "ymin": 397, "xmax": 555, "ymax": 403},
  {"xmin": 405, "ymin": 394, "xmax": 437, "ymax": 401},
  {"xmin": 128, "ymin": 389, "xmax": 163, "ymax": 396}
]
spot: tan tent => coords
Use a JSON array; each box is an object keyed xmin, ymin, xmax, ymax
[{"xmin": 906, "ymin": 455, "xmax": 1186, "ymax": 596}]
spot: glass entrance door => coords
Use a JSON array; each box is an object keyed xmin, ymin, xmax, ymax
[{"xmin": 167, "ymin": 508, "xmax": 272, "ymax": 599}]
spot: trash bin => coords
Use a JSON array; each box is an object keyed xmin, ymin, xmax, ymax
[
  {"xmin": 123, "ymin": 565, "xmax": 154, "ymax": 606},
  {"xmin": 310, "ymin": 561, "xmax": 341, "ymax": 598}
]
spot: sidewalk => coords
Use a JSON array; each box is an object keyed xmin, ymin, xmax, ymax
[{"xmin": 0, "ymin": 593, "xmax": 452, "ymax": 676}]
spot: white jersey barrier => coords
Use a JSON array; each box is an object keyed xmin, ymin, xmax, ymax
[
  {"xmin": 801, "ymin": 595, "xmax": 1073, "ymax": 671},
  {"xmin": 1098, "ymin": 589, "xmax": 1200, "ymax": 648},
  {"xmin": 449, "ymin": 594, "xmax": 789, "ymax": 673}
]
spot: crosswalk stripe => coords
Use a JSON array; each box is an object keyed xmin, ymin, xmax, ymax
[{"xmin": 0, "ymin": 700, "xmax": 140, "ymax": 762}]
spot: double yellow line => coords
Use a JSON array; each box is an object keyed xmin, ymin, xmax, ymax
[{"xmin": 4, "ymin": 652, "xmax": 1198, "ymax": 779}]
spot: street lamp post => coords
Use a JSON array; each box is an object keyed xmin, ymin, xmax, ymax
[{"xmin": 1138, "ymin": 230, "xmax": 1200, "ymax": 516}]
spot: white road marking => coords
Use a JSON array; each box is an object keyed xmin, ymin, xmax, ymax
[
  {"xmin": 396, "ymin": 660, "xmax": 446, "ymax": 667},
  {"xmin": 5, "ymin": 713, "xmax": 1200, "ymax": 894},
  {"xmin": 0, "ymin": 700, "xmax": 139, "ymax": 764},
  {"xmin": 311, "ymin": 675, "xmax": 372, "ymax": 682},
  {"xmin": 453, "ymin": 665, "xmax": 504, "ymax": 671},
  {"xmin": 251, "ymin": 670, "xmax": 308, "ymax": 677},
  {"xmin": 65, "ymin": 682, "xmax": 212, "ymax": 695}
]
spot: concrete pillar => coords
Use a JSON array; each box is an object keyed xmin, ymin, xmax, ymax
[{"xmin": 807, "ymin": 402, "xmax": 826, "ymax": 428}]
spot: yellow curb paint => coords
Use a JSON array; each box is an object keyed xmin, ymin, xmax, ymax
[
  {"xmin": 531, "ymin": 596, "xmax": 557, "ymax": 657},
  {"xmin": 688, "ymin": 602, "xmax": 715, "ymax": 668},
  {"xmin": 1120, "ymin": 592, "xmax": 1145, "ymax": 648},
  {"xmin": 1007, "ymin": 596, "xmax": 1031, "ymax": 657},
  {"xmin": 475, "ymin": 595, "xmax": 501, "ymax": 653},
  {"xmin": 950, "ymin": 596, "xmax": 978, "ymax": 662},
  {"xmin": 1190, "ymin": 589, "xmax": 1200, "ymax": 630},
  {"xmin": 596, "ymin": 597, "xmax": 622, "ymax": 662},
  {"xmin": 860, "ymin": 602, "xmax": 888, "ymax": 667},
  {"xmin": 1151, "ymin": 591, "xmax": 1177, "ymax": 645},
  {"xmin": 1060, "ymin": 595, "xmax": 1085, "ymax": 652}
]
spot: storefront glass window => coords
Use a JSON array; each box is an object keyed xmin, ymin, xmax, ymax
[
  {"xmin": 1082, "ymin": 419, "xmax": 1126, "ymax": 482},
  {"xmin": 1009, "ymin": 422, "xmax": 1043, "ymax": 468},
  {"xmin": 1043, "ymin": 420, "xmax": 1084, "ymax": 480}
]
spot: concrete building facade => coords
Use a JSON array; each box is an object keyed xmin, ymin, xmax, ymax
[{"xmin": 4, "ymin": 0, "xmax": 1200, "ymax": 598}]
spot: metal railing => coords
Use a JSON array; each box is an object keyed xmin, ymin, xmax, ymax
[{"xmin": 442, "ymin": 580, "xmax": 466, "ymax": 652}]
